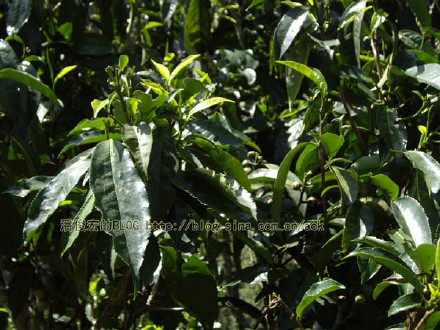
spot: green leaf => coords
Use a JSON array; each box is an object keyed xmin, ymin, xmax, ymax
[
  {"xmin": 273, "ymin": 6, "xmax": 309, "ymax": 59},
  {"xmin": 373, "ymin": 282, "xmax": 391, "ymax": 300},
  {"xmin": 405, "ymin": 151, "xmax": 440, "ymax": 194},
  {"xmin": 295, "ymin": 144, "xmax": 320, "ymax": 179},
  {"xmin": 354, "ymin": 236, "xmax": 402, "ymax": 256},
  {"xmin": 60, "ymin": 189, "xmax": 95, "ymax": 256},
  {"xmin": 391, "ymin": 197, "xmax": 431, "ymax": 247},
  {"xmin": 376, "ymin": 106, "xmax": 407, "ymax": 152},
  {"xmin": 405, "ymin": 64, "xmax": 440, "ymax": 91},
  {"xmin": 6, "ymin": 0, "xmax": 31, "ymax": 35},
  {"xmin": 151, "ymin": 59, "xmax": 170, "ymax": 82},
  {"xmin": 174, "ymin": 168, "xmax": 257, "ymax": 222},
  {"xmin": 181, "ymin": 78, "xmax": 207, "ymax": 103},
  {"xmin": 4, "ymin": 176, "xmax": 53, "ymax": 198},
  {"xmin": 23, "ymin": 150, "xmax": 92, "ymax": 241},
  {"xmin": 184, "ymin": 117, "xmax": 243, "ymax": 148},
  {"xmin": 170, "ymin": 54, "xmax": 200, "ymax": 83},
  {"xmin": 54, "ymin": 65, "xmax": 77, "ymax": 87},
  {"xmin": 412, "ymin": 243, "xmax": 436, "ymax": 273},
  {"xmin": 58, "ymin": 131, "xmax": 121, "ymax": 157},
  {"xmin": 122, "ymin": 123, "xmax": 153, "ymax": 178},
  {"xmin": 345, "ymin": 247, "xmax": 424, "ymax": 294},
  {"xmin": 296, "ymin": 279, "xmax": 345, "ymax": 319},
  {"xmin": 338, "ymin": 1, "xmax": 368, "ymax": 67},
  {"xmin": 247, "ymin": 0, "xmax": 266, "ymax": 10},
  {"xmin": 358, "ymin": 257, "xmax": 381, "ymax": 284},
  {"xmin": 68, "ymin": 118, "xmax": 108, "ymax": 136},
  {"xmin": 371, "ymin": 174, "xmax": 399, "ymax": 201},
  {"xmin": 91, "ymin": 99, "xmax": 110, "ymax": 118},
  {"xmin": 409, "ymin": 170, "xmax": 440, "ymax": 232},
  {"xmin": 285, "ymin": 37, "xmax": 310, "ymax": 108},
  {"xmin": 320, "ymin": 133, "xmax": 344, "ymax": 159},
  {"xmin": 188, "ymin": 137, "xmax": 251, "ymax": 191},
  {"xmin": 277, "ymin": 60, "xmax": 327, "ymax": 91},
  {"xmin": 271, "ymin": 142, "xmax": 308, "ymax": 221},
  {"xmin": 332, "ymin": 166, "xmax": 359, "ymax": 207},
  {"xmin": 388, "ymin": 292, "xmax": 421, "ymax": 317},
  {"xmin": 161, "ymin": 246, "xmax": 218, "ymax": 327},
  {"xmin": 147, "ymin": 126, "xmax": 178, "ymax": 221},
  {"xmin": 119, "ymin": 55, "xmax": 129, "ymax": 71},
  {"xmin": 184, "ymin": 0, "xmax": 211, "ymax": 54},
  {"xmin": 0, "ymin": 68, "xmax": 60, "ymax": 105},
  {"xmin": 186, "ymin": 97, "xmax": 234, "ymax": 122},
  {"xmin": 407, "ymin": 0, "xmax": 431, "ymax": 27},
  {"xmin": 90, "ymin": 139, "xmax": 151, "ymax": 286},
  {"xmin": 342, "ymin": 201, "xmax": 374, "ymax": 253},
  {"xmin": 437, "ymin": 239, "xmax": 440, "ymax": 285}
]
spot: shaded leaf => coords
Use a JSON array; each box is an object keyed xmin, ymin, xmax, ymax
[
  {"xmin": 343, "ymin": 201, "xmax": 374, "ymax": 253},
  {"xmin": 60, "ymin": 190, "xmax": 95, "ymax": 256}
]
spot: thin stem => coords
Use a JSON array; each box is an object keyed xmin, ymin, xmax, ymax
[{"xmin": 414, "ymin": 307, "xmax": 440, "ymax": 330}]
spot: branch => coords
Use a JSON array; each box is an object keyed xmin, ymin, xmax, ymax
[
  {"xmin": 415, "ymin": 307, "xmax": 440, "ymax": 330},
  {"xmin": 92, "ymin": 268, "xmax": 131, "ymax": 330}
]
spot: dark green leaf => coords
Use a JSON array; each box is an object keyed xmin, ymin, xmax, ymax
[
  {"xmin": 388, "ymin": 292, "xmax": 421, "ymax": 316},
  {"xmin": 60, "ymin": 190, "xmax": 95, "ymax": 256},
  {"xmin": 59, "ymin": 131, "xmax": 121, "ymax": 157},
  {"xmin": 0, "ymin": 68, "xmax": 60, "ymax": 105},
  {"xmin": 271, "ymin": 142, "xmax": 308, "ymax": 221},
  {"xmin": 273, "ymin": 6, "xmax": 309, "ymax": 59},
  {"xmin": 4, "ymin": 176, "xmax": 53, "ymax": 198},
  {"xmin": 376, "ymin": 106, "xmax": 407, "ymax": 152},
  {"xmin": 6, "ymin": 0, "xmax": 31, "ymax": 35},
  {"xmin": 161, "ymin": 246, "xmax": 218, "ymax": 327},
  {"xmin": 188, "ymin": 137, "xmax": 251, "ymax": 191},
  {"xmin": 391, "ymin": 197, "xmax": 431, "ymax": 247},
  {"xmin": 122, "ymin": 123, "xmax": 153, "ymax": 178},
  {"xmin": 184, "ymin": 0, "xmax": 211, "ymax": 54},
  {"xmin": 23, "ymin": 150, "xmax": 92, "ymax": 241},
  {"xmin": 332, "ymin": 166, "xmax": 359, "ymax": 207},
  {"xmin": 90, "ymin": 139, "xmax": 151, "ymax": 285},
  {"xmin": 296, "ymin": 279, "xmax": 345, "ymax": 319},
  {"xmin": 407, "ymin": 0, "xmax": 431, "ymax": 26},
  {"xmin": 405, "ymin": 151, "xmax": 440, "ymax": 194},
  {"xmin": 343, "ymin": 201, "xmax": 374, "ymax": 253},
  {"xmin": 405, "ymin": 64, "xmax": 440, "ymax": 91},
  {"xmin": 147, "ymin": 126, "xmax": 178, "ymax": 221},
  {"xmin": 345, "ymin": 247, "xmax": 424, "ymax": 294}
]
